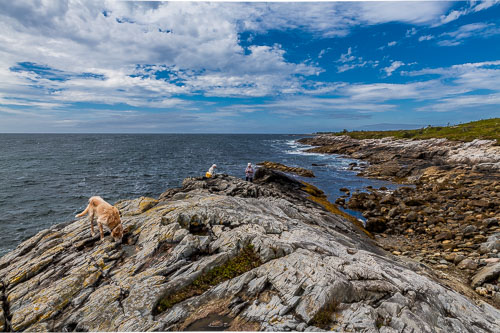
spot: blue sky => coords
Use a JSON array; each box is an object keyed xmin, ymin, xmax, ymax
[{"xmin": 0, "ymin": 1, "xmax": 499, "ymax": 133}]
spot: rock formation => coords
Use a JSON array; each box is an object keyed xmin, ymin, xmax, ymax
[
  {"xmin": 0, "ymin": 168, "xmax": 499, "ymax": 332},
  {"xmin": 299, "ymin": 135, "xmax": 500, "ymax": 181},
  {"xmin": 299, "ymin": 134, "xmax": 500, "ymax": 309},
  {"xmin": 257, "ymin": 161, "xmax": 315, "ymax": 177}
]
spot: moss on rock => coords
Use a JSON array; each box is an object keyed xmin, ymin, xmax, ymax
[{"xmin": 155, "ymin": 244, "xmax": 262, "ymax": 314}]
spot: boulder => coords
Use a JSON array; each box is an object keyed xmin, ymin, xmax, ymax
[
  {"xmin": 457, "ymin": 258, "xmax": 479, "ymax": 270},
  {"xmin": 471, "ymin": 263, "xmax": 500, "ymax": 288}
]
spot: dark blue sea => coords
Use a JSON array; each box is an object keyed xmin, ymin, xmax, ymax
[{"xmin": 0, "ymin": 134, "xmax": 398, "ymax": 256}]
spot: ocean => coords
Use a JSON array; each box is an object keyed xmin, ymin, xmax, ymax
[{"xmin": 0, "ymin": 134, "xmax": 398, "ymax": 256}]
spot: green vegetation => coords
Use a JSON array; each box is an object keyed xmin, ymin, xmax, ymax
[
  {"xmin": 155, "ymin": 244, "xmax": 262, "ymax": 314},
  {"xmin": 311, "ymin": 298, "xmax": 339, "ymax": 329},
  {"xmin": 323, "ymin": 118, "xmax": 500, "ymax": 144}
]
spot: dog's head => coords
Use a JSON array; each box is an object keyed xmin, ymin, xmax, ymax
[
  {"xmin": 110, "ymin": 206, "xmax": 123, "ymax": 242},
  {"xmin": 111, "ymin": 224, "xmax": 123, "ymax": 242}
]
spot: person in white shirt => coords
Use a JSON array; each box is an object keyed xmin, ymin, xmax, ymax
[{"xmin": 245, "ymin": 163, "xmax": 254, "ymax": 182}]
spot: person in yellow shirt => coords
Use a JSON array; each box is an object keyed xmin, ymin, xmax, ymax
[{"xmin": 206, "ymin": 164, "xmax": 217, "ymax": 178}]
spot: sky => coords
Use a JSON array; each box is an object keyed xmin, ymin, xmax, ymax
[{"xmin": 0, "ymin": 0, "xmax": 499, "ymax": 133}]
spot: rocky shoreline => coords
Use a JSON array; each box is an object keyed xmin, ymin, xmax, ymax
[
  {"xmin": 1, "ymin": 167, "xmax": 500, "ymax": 331},
  {"xmin": 298, "ymin": 134, "xmax": 500, "ymax": 308}
]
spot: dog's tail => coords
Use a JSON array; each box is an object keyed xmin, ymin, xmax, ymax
[{"xmin": 75, "ymin": 204, "xmax": 90, "ymax": 218}]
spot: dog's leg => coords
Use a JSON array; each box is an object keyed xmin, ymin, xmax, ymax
[
  {"xmin": 89, "ymin": 209, "xmax": 95, "ymax": 236},
  {"xmin": 97, "ymin": 218, "xmax": 105, "ymax": 240}
]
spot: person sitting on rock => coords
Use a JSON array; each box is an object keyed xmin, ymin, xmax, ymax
[
  {"xmin": 206, "ymin": 164, "xmax": 217, "ymax": 178},
  {"xmin": 245, "ymin": 162, "xmax": 254, "ymax": 182}
]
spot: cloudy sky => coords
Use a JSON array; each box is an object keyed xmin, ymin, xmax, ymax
[{"xmin": 1, "ymin": 0, "xmax": 499, "ymax": 133}]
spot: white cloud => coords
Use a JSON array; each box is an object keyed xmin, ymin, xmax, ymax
[
  {"xmin": 437, "ymin": 22, "xmax": 500, "ymax": 46},
  {"xmin": 224, "ymin": 96, "xmax": 397, "ymax": 118},
  {"xmin": 406, "ymin": 27, "xmax": 418, "ymax": 37},
  {"xmin": 318, "ymin": 48, "xmax": 332, "ymax": 59},
  {"xmin": 352, "ymin": 1, "xmax": 453, "ymax": 26},
  {"xmin": 436, "ymin": 40, "xmax": 462, "ymax": 47},
  {"xmin": 411, "ymin": 61, "xmax": 500, "ymax": 94},
  {"xmin": 439, "ymin": 8, "xmax": 469, "ymax": 26},
  {"xmin": 382, "ymin": 61, "xmax": 405, "ymax": 77},
  {"xmin": 0, "ymin": 0, "xmax": 476, "ymax": 106},
  {"xmin": 336, "ymin": 47, "xmax": 378, "ymax": 73},
  {"xmin": 343, "ymin": 60, "xmax": 500, "ymax": 111},
  {"xmin": 418, "ymin": 35, "xmax": 434, "ymax": 42},
  {"xmin": 220, "ymin": 59, "xmax": 500, "ymax": 116},
  {"xmin": 237, "ymin": 1, "xmax": 456, "ymax": 38},
  {"xmin": 1, "ymin": 1, "xmax": 338, "ymax": 109},
  {"xmin": 418, "ymin": 93, "xmax": 500, "ymax": 112},
  {"xmin": 472, "ymin": 0, "xmax": 500, "ymax": 12},
  {"xmin": 247, "ymin": 59, "xmax": 500, "ymax": 118},
  {"xmin": 0, "ymin": 0, "xmax": 498, "ymax": 131},
  {"xmin": 406, "ymin": 60, "xmax": 500, "ymax": 87},
  {"xmin": 437, "ymin": 0, "xmax": 500, "ymax": 26},
  {"xmin": 338, "ymin": 47, "xmax": 356, "ymax": 63},
  {"xmin": 0, "ymin": 1, "xmax": 460, "ymax": 73},
  {"xmin": 337, "ymin": 62, "xmax": 367, "ymax": 73}
]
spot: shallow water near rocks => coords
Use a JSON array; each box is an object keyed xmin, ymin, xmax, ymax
[
  {"xmin": 184, "ymin": 313, "xmax": 232, "ymax": 331},
  {"xmin": 0, "ymin": 134, "xmax": 399, "ymax": 256}
]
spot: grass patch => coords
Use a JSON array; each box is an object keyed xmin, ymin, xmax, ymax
[
  {"xmin": 301, "ymin": 182, "xmax": 373, "ymax": 239},
  {"xmin": 155, "ymin": 244, "xmax": 262, "ymax": 314},
  {"xmin": 320, "ymin": 118, "xmax": 500, "ymax": 144},
  {"xmin": 311, "ymin": 298, "xmax": 339, "ymax": 329}
]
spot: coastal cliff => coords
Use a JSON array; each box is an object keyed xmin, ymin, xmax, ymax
[
  {"xmin": 299, "ymin": 135, "xmax": 500, "ymax": 181},
  {"xmin": 0, "ymin": 168, "xmax": 499, "ymax": 332}
]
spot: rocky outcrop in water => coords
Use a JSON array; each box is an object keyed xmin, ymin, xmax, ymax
[
  {"xmin": 1, "ymin": 168, "xmax": 500, "ymax": 332},
  {"xmin": 257, "ymin": 161, "xmax": 315, "ymax": 177}
]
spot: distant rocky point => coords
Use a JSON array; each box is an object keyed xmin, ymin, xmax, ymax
[
  {"xmin": 299, "ymin": 135, "xmax": 500, "ymax": 181},
  {"xmin": 0, "ymin": 167, "xmax": 499, "ymax": 332}
]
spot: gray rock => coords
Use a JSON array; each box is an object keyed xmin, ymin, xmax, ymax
[
  {"xmin": 406, "ymin": 211, "xmax": 418, "ymax": 222},
  {"xmin": 454, "ymin": 254, "xmax": 466, "ymax": 265},
  {"xmin": 479, "ymin": 234, "xmax": 500, "ymax": 254},
  {"xmin": 463, "ymin": 225, "xmax": 478, "ymax": 236},
  {"xmin": 0, "ymin": 171, "xmax": 499, "ymax": 332},
  {"xmin": 457, "ymin": 258, "xmax": 479, "ymax": 270},
  {"xmin": 471, "ymin": 263, "xmax": 500, "ymax": 288},
  {"xmin": 483, "ymin": 218, "xmax": 499, "ymax": 228},
  {"xmin": 493, "ymin": 293, "xmax": 500, "ymax": 306}
]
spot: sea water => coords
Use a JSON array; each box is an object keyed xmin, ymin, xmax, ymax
[{"xmin": 0, "ymin": 134, "xmax": 398, "ymax": 256}]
